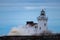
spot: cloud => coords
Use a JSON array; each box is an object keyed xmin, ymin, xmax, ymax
[
  {"xmin": 24, "ymin": 6, "xmax": 37, "ymax": 10},
  {"xmin": 23, "ymin": 6, "xmax": 46, "ymax": 10},
  {"xmin": 0, "ymin": 2, "xmax": 60, "ymax": 6},
  {"xmin": 0, "ymin": 0, "xmax": 60, "ymax": 3},
  {"xmin": 24, "ymin": 6, "xmax": 60, "ymax": 10},
  {"xmin": 0, "ymin": 3, "xmax": 60, "ymax": 11}
]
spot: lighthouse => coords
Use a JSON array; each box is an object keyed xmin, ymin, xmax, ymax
[
  {"xmin": 37, "ymin": 9, "xmax": 48, "ymax": 34},
  {"xmin": 8, "ymin": 9, "xmax": 49, "ymax": 35}
]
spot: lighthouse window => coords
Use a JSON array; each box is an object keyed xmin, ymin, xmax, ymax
[
  {"xmin": 35, "ymin": 26, "xmax": 37, "ymax": 28},
  {"xmin": 44, "ymin": 23, "xmax": 46, "ymax": 26},
  {"xmin": 40, "ymin": 27, "xmax": 41, "ymax": 29},
  {"xmin": 41, "ymin": 13, "xmax": 44, "ymax": 15}
]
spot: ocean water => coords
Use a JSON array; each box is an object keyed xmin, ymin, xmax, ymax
[
  {"xmin": 0, "ymin": 25, "xmax": 60, "ymax": 36},
  {"xmin": 0, "ymin": 25, "xmax": 17, "ymax": 36}
]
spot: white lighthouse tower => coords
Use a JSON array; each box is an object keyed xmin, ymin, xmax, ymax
[{"xmin": 37, "ymin": 9, "xmax": 48, "ymax": 34}]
